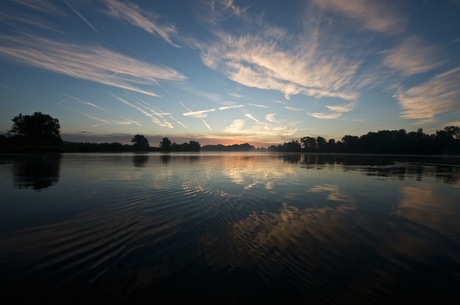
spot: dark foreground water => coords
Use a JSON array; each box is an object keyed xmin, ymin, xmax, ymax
[{"xmin": 1, "ymin": 152, "xmax": 459, "ymax": 304}]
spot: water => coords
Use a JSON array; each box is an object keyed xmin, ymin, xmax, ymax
[{"xmin": 0, "ymin": 152, "xmax": 459, "ymax": 304}]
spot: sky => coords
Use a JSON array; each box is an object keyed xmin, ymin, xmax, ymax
[{"xmin": 1, "ymin": 0, "xmax": 460, "ymax": 147}]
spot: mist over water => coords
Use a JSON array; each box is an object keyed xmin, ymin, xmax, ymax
[{"xmin": 1, "ymin": 153, "xmax": 459, "ymax": 304}]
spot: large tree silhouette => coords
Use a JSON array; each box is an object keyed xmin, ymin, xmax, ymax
[
  {"xmin": 131, "ymin": 134, "xmax": 149, "ymax": 150},
  {"xmin": 160, "ymin": 137, "xmax": 171, "ymax": 151},
  {"xmin": 9, "ymin": 112, "xmax": 62, "ymax": 145}
]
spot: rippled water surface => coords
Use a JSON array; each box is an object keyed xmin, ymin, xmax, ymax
[{"xmin": 1, "ymin": 152, "xmax": 460, "ymax": 304}]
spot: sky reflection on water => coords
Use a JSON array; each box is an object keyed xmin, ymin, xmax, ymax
[{"xmin": 0, "ymin": 153, "xmax": 459, "ymax": 304}]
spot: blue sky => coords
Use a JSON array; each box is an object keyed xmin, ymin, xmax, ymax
[{"xmin": 1, "ymin": 0, "xmax": 459, "ymax": 147}]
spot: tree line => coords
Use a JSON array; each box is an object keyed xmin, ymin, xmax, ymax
[
  {"xmin": 0, "ymin": 112, "xmax": 201, "ymax": 152},
  {"xmin": 201, "ymin": 143, "xmax": 256, "ymax": 151},
  {"xmin": 268, "ymin": 127, "xmax": 460, "ymax": 155},
  {"xmin": 2, "ymin": 111, "xmax": 459, "ymax": 155}
]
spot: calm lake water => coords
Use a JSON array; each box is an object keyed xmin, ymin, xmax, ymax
[{"xmin": 1, "ymin": 152, "xmax": 459, "ymax": 304}]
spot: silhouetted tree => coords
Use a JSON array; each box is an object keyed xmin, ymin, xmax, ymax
[
  {"xmin": 283, "ymin": 140, "xmax": 302, "ymax": 152},
  {"xmin": 187, "ymin": 140, "xmax": 201, "ymax": 152},
  {"xmin": 131, "ymin": 134, "xmax": 149, "ymax": 150},
  {"xmin": 324, "ymin": 139, "xmax": 336, "ymax": 152},
  {"xmin": 9, "ymin": 112, "xmax": 62, "ymax": 145},
  {"xmin": 160, "ymin": 137, "xmax": 171, "ymax": 151},
  {"xmin": 316, "ymin": 136, "xmax": 326, "ymax": 151},
  {"xmin": 300, "ymin": 136, "xmax": 317, "ymax": 151},
  {"xmin": 435, "ymin": 126, "xmax": 460, "ymax": 154},
  {"xmin": 170, "ymin": 140, "xmax": 201, "ymax": 151},
  {"xmin": 341, "ymin": 135, "xmax": 360, "ymax": 153},
  {"xmin": 202, "ymin": 143, "xmax": 253, "ymax": 151},
  {"xmin": 266, "ymin": 127, "xmax": 457, "ymax": 154}
]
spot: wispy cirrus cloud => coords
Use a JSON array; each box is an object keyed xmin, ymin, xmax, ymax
[
  {"xmin": 183, "ymin": 104, "xmax": 244, "ymax": 118},
  {"xmin": 0, "ymin": 12, "xmax": 59, "ymax": 32},
  {"xmin": 197, "ymin": 0, "xmax": 252, "ymax": 26},
  {"xmin": 265, "ymin": 113, "xmax": 277, "ymax": 123},
  {"xmin": 311, "ymin": 0, "xmax": 405, "ymax": 35},
  {"xmin": 308, "ymin": 112, "xmax": 342, "ymax": 120},
  {"xmin": 219, "ymin": 105, "xmax": 243, "ymax": 111},
  {"xmin": 104, "ymin": 0, "xmax": 179, "ymax": 46},
  {"xmin": 309, "ymin": 101, "xmax": 357, "ymax": 120},
  {"xmin": 199, "ymin": 32, "xmax": 361, "ymax": 102},
  {"xmin": 58, "ymin": 93, "xmax": 106, "ymax": 111},
  {"xmin": 326, "ymin": 101, "xmax": 357, "ymax": 113},
  {"xmin": 285, "ymin": 106, "xmax": 303, "ymax": 112},
  {"xmin": 223, "ymin": 118, "xmax": 298, "ymax": 143},
  {"xmin": 63, "ymin": 0, "xmax": 99, "ymax": 34},
  {"xmin": 168, "ymin": 116, "xmax": 188, "ymax": 129},
  {"xmin": 383, "ymin": 36, "xmax": 445, "ymax": 76},
  {"xmin": 180, "ymin": 102, "xmax": 213, "ymax": 131},
  {"xmin": 223, "ymin": 119, "xmax": 245, "ymax": 133},
  {"xmin": 195, "ymin": 1, "xmax": 364, "ymax": 105},
  {"xmin": 111, "ymin": 92, "xmax": 174, "ymax": 128},
  {"xmin": 12, "ymin": 0, "xmax": 62, "ymax": 15},
  {"xmin": 183, "ymin": 108, "xmax": 217, "ymax": 118},
  {"xmin": 229, "ymin": 93, "xmax": 245, "ymax": 98},
  {"xmin": 249, "ymin": 103, "xmax": 268, "ymax": 108},
  {"xmin": 67, "ymin": 107, "xmax": 140, "ymax": 128},
  {"xmin": 245, "ymin": 113, "xmax": 260, "ymax": 122},
  {"xmin": 0, "ymin": 35, "xmax": 186, "ymax": 97},
  {"xmin": 395, "ymin": 66, "xmax": 460, "ymax": 122}
]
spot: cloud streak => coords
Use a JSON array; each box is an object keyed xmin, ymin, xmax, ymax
[
  {"xmin": 308, "ymin": 112, "xmax": 342, "ymax": 120},
  {"xmin": 63, "ymin": 0, "xmax": 99, "ymax": 34},
  {"xmin": 249, "ymin": 103, "xmax": 268, "ymax": 108},
  {"xmin": 199, "ymin": 0, "xmax": 252, "ymax": 26},
  {"xmin": 183, "ymin": 108, "xmax": 217, "ymax": 118},
  {"xmin": 180, "ymin": 102, "xmax": 213, "ymax": 130},
  {"xmin": 309, "ymin": 101, "xmax": 357, "ymax": 120},
  {"xmin": 183, "ymin": 104, "xmax": 244, "ymax": 118},
  {"xmin": 245, "ymin": 113, "xmax": 260, "ymax": 122},
  {"xmin": 111, "ymin": 93, "xmax": 174, "ymax": 128},
  {"xmin": 326, "ymin": 101, "xmax": 357, "ymax": 113},
  {"xmin": 202, "ymin": 32, "xmax": 361, "ymax": 101},
  {"xmin": 265, "ymin": 113, "xmax": 277, "ymax": 123},
  {"xmin": 13, "ymin": 0, "xmax": 62, "ymax": 15},
  {"xmin": 104, "ymin": 0, "xmax": 179, "ymax": 46},
  {"xmin": 395, "ymin": 66, "xmax": 460, "ymax": 122},
  {"xmin": 383, "ymin": 36, "xmax": 445, "ymax": 76},
  {"xmin": 196, "ymin": 4, "xmax": 365, "ymax": 104},
  {"xmin": 59, "ymin": 93, "xmax": 106, "ymax": 111},
  {"xmin": 285, "ymin": 106, "xmax": 303, "ymax": 112},
  {"xmin": 311, "ymin": 0, "xmax": 405, "ymax": 35},
  {"xmin": 67, "ymin": 107, "xmax": 139, "ymax": 128},
  {"xmin": 0, "ymin": 35, "xmax": 187, "ymax": 97}
]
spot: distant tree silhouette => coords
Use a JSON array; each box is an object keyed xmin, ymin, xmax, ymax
[
  {"xmin": 202, "ymin": 143, "xmax": 255, "ymax": 151},
  {"xmin": 316, "ymin": 136, "xmax": 327, "ymax": 151},
  {"xmin": 268, "ymin": 140, "xmax": 301, "ymax": 152},
  {"xmin": 2, "ymin": 110, "xmax": 458, "ymax": 155},
  {"xmin": 435, "ymin": 126, "xmax": 460, "ymax": 154},
  {"xmin": 131, "ymin": 134, "xmax": 149, "ymax": 150},
  {"xmin": 160, "ymin": 137, "xmax": 171, "ymax": 151},
  {"xmin": 178, "ymin": 140, "xmax": 201, "ymax": 152},
  {"xmin": 9, "ymin": 112, "xmax": 62, "ymax": 145},
  {"xmin": 267, "ymin": 126, "xmax": 460, "ymax": 155},
  {"xmin": 284, "ymin": 140, "xmax": 301, "ymax": 152},
  {"xmin": 300, "ymin": 136, "xmax": 316, "ymax": 151}
]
